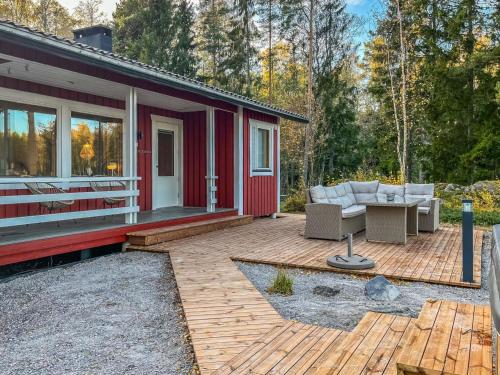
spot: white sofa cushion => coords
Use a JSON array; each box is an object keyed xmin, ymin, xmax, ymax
[
  {"xmin": 333, "ymin": 183, "xmax": 354, "ymax": 208},
  {"xmin": 342, "ymin": 204, "xmax": 366, "ymax": 218},
  {"xmin": 378, "ymin": 183, "xmax": 405, "ymax": 197},
  {"xmin": 310, "ymin": 185, "xmax": 329, "ymax": 203},
  {"xmin": 324, "ymin": 186, "xmax": 338, "ymax": 200},
  {"xmin": 405, "ymin": 183, "xmax": 434, "ymax": 207},
  {"xmin": 343, "ymin": 182, "xmax": 357, "ymax": 204},
  {"xmin": 349, "ymin": 180, "xmax": 379, "ymax": 203}
]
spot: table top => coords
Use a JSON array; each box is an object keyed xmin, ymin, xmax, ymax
[{"xmin": 359, "ymin": 197, "xmax": 425, "ymax": 208}]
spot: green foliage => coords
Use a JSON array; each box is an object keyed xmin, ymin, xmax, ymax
[
  {"xmin": 113, "ymin": 0, "xmax": 197, "ymax": 77},
  {"xmin": 362, "ymin": 0, "xmax": 499, "ymax": 184},
  {"xmin": 441, "ymin": 207, "xmax": 500, "ymax": 227},
  {"xmin": 283, "ymin": 186, "xmax": 307, "ymax": 213},
  {"xmin": 267, "ymin": 268, "xmax": 294, "ymax": 295}
]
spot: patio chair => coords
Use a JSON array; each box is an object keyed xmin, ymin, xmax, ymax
[
  {"xmin": 89, "ymin": 179, "xmax": 126, "ymax": 214},
  {"xmin": 24, "ymin": 182, "xmax": 75, "ymax": 226},
  {"xmin": 405, "ymin": 183, "xmax": 440, "ymax": 232}
]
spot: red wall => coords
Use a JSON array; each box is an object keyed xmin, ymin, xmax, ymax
[
  {"xmin": 215, "ymin": 110, "xmax": 234, "ymax": 208},
  {"xmin": 243, "ymin": 109, "xmax": 279, "ymax": 217},
  {"xmin": 183, "ymin": 111, "xmax": 207, "ymax": 207}
]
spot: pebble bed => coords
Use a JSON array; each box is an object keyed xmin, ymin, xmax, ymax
[{"xmin": 0, "ymin": 252, "xmax": 195, "ymax": 375}]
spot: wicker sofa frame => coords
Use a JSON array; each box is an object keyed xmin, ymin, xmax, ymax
[{"xmin": 304, "ymin": 190, "xmax": 366, "ymax": 241}]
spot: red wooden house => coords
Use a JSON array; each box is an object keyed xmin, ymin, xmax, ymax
[{"xmin": 0, "ymin": 21, "xmax": 307, "ymax": 266}]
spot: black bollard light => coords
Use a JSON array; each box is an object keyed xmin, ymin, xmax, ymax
[{"xmin": 462, "ymin": 199, "xmax": 474, "ymax": 282}]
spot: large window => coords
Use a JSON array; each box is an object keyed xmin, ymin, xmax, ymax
[
  {"xmin": 0, "ymin": 100, "xmax": 57, "ymax": 177},
  {"xmin": 71, "ymin": 113, "xmax": 123, "ymax": 176},
  {"xmin": 250, "ymin": 121, "xmax": 274, "ymax": 176}
]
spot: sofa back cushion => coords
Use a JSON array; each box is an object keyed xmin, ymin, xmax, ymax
[
  {"xmin": 333, "ymin": 182, "xmax": 355, "ymax": 208},
  {"xmin": 349, "ymin": 180, "xmax": 379, "ymax": 203},
  {"xmin": 405, "ymin": 183, "xmax": 434, "ymax": 207},
  {"xmin": 377, "ymin": 184, "xmax": 405, "ymax": 199},
  {"xmin": 309, "ymin": 185, "xmax": 329, "ymax": 203}
]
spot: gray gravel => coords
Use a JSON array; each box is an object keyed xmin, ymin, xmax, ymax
[
  {"xmin": 0, "ymin": 252, "xmax": 194, "ymax": 375},
  {"xmin": 237, "ymin": 232, "xmax": 492, "ymax": 331}
]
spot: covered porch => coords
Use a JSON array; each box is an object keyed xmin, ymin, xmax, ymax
[{"xmin": 0, "ymin": 50, "xmax": 243, "ymax": 242}]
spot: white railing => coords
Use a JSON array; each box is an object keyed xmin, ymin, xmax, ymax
[{"xmin": 0, "ymin": 176, "xmax": 140, "ymax": 228}]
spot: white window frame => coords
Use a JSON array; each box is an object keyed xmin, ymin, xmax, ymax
[
  {"xmin": 249, "ymin": 119, "xmax": 275, "ymax": 177},
  {"xmin": 68, "ymin": 104, "xmax": 126, "ymax": 179},
  {"xmin": 0, "ymin": 87, "xmax": 126, "ymax": 189}
]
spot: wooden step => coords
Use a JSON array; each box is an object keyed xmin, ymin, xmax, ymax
[
  {"xmin": 214, "ymin": 322, "xmax": 347, "ymax": 374},
  {"xmin": 397, "ymin": 299, "xmax": 492, "ymax": 375},
  {"xmin": 309, "ymin": 312, "xmax": 416, "ymax": 375},
  {"xmin": 127, "ymin": 215, "xmax": 253, "ymax": 246}
]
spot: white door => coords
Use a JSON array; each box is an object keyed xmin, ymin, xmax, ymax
[{"xmin": 152, "ymin": 120, "xmax": 181, "ymax": 209}]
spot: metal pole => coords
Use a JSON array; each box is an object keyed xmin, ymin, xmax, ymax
[
  {"xmin": 347, "ymin": 233, "xmax": 353, "ymax": 258},
  {"xmin": 462, "ymin": 199, "xmax": 474, "ymax": 282}
]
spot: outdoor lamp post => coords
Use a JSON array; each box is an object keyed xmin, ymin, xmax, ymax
[{"xmin": 462, "ymin": 199, "xmax": 474, "ymax": 283}]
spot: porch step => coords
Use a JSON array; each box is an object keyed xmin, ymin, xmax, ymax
[
  {"xmin": 127, "ymin": 215, "xmax": 253, "ymax": 246},
  {"xmin": 308, "ymin": 312, "xmax": 416, "ymax": 374},
  {"xmin": 397, "ymin": 299, "xmax": 493, "ymax": 375}
]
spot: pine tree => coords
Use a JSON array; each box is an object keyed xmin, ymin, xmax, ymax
[
  {"xmin": 170, "ymin": 0, "xmax": 197, "ymax": 77},
  {"xmin": 113, "ymin": 0, "xmax": 148, "ymax": 60},
  {"xmin": 142, "ymin": 0, "xmax": 177, "ymax": 69},
  {"xmin": 197, "ymin": 0, "xmax": 231, "ymax": 87},
  {"xmin": 226, "ymin": 0, "xmax": 259, "ymax": 96}
]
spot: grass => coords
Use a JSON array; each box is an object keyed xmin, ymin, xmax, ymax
[
  {"xmin": 268, "ymin": 268, "xmax": 294, "ymax": 295},
  {"xmin": 440, "ymin": 207, "xmax": 500, "ymax": 227}
]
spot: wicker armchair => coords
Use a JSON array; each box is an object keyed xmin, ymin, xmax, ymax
[
  {"xmin": 89, "ymin": 179, "xmax": 126, "ymax": 209},
  {"xmin": 418, "ymin": 198, "xmax": 440, "ymax": 232},
  {"xmin": 24, "ymin": 182, "xmax": 75, "ymax": 214},
  {"xmin": 304, "ymin": 188, "xmax": 365, "ymax": 241}
]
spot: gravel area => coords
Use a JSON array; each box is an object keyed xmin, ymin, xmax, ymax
[
  {"xmin": 0, "ymin": 252, "xmax": 195, "ymax": 375},
  {"xmin": 237, "ymin": 232, "xmax": 492, "ymax": 331}
]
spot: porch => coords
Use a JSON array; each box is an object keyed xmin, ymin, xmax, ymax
[{"xmin": 0, "ymin": 206, "xmax": 236, "ymax": 266}]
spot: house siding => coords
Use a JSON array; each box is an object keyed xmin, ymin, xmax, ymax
[
  {"xmin": 182, "ymin": 111, "xmax": 207, "ymax": 208},
  {"xmin": 243, "ymin": 109, "xmax": 279, "ymax": 217}
]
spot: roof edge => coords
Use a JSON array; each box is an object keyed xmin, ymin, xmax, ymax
[{"xmin": 0, "ymin": 20, "xmax": 309, "ymax": 123}]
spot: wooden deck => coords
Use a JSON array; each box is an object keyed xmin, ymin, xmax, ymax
[
  {"xmin": 134, "ymin": 214, "xmax": 483, "ymax": 288},
  {"xmin": 397, "ymin": 300, "xmax": 492, "ymax": 375},
  {"xmin": 128, "ymin": 215, "xmax": 492, "ymax": 374}
]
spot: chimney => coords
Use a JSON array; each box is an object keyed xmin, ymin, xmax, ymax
[{"xmin": 73, "ymin": 25, "xmax": 112, "ymax": 52}]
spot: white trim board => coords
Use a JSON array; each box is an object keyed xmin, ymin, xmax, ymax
[{"xmin": 249, "ymin": 119, "xmax": 276, "ymax": 177}]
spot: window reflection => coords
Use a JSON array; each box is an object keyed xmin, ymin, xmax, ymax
[
  {"xmin": 0, "ymin": 100, "xmax": 57, "ymax": 177},
  {"xmin": 71, "ymin": 113, "xmax": 123, "ymax": 176}
]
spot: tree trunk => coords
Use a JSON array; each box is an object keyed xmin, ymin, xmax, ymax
[
  {"xmin": 303, "ymin": 0, "xmax": 314, "ymax": 185},
  {"xmin": 386, "ymin": 46, "xmax": 403, "ymax": 180},
  {"xmin": 396, "ymin": 0, "xmax": 409, "ymax": 183}
]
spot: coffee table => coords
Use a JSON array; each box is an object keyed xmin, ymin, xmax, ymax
[{"xmin": 358, "ymin": 197, "xmax": 425, "ymax": 244}]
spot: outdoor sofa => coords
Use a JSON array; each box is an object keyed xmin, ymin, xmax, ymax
[{"xmin": 305, "ymin": 180, "xmax": 440, "ymax": 241}]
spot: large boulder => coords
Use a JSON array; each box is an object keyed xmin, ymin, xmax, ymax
[{"xmin": 365, "ymin": 276, "xmax": 400, "ymax": 301}]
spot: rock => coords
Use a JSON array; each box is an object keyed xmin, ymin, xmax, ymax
[
  {"xmin": 313, "ymin": 285, "xmax": 341, "ymax": 297},
  {"xmin": 364, "ymin": 276, "xmax": 400, "ymax": 301}
]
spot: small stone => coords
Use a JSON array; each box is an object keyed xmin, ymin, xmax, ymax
[
  {"xmin": 365, "ymin": 276, "xmax": 400, "ymax": 301},
  {"xmin": 313, "ymin": 285, "xmax": 341, "ymax": 297}
]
